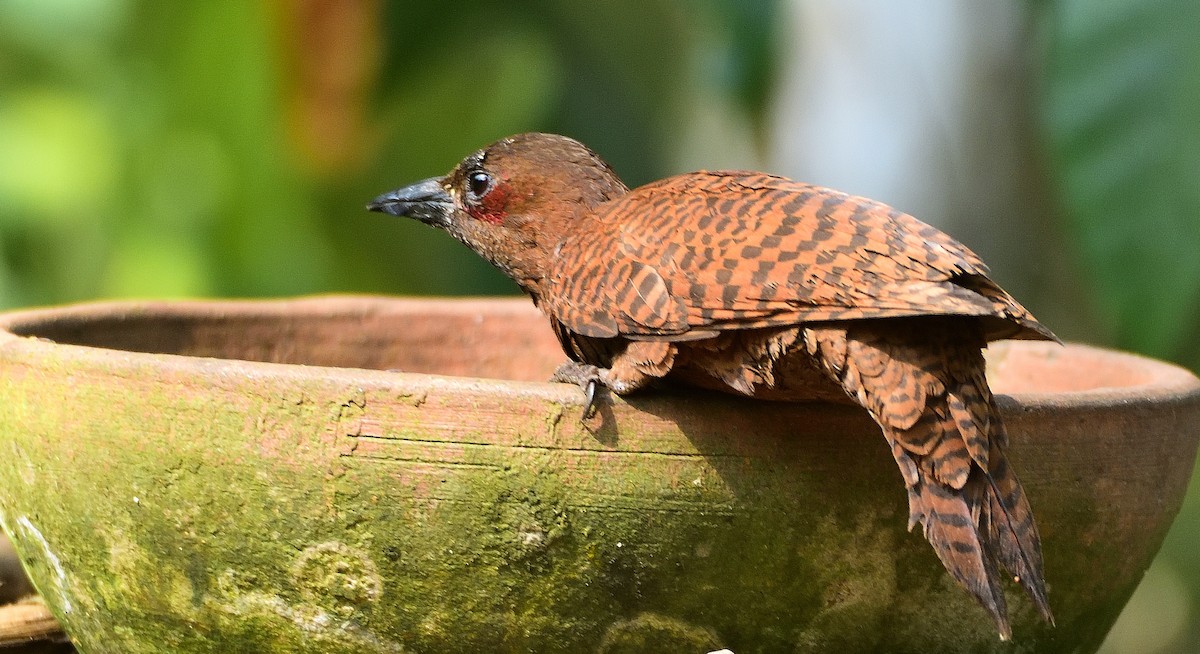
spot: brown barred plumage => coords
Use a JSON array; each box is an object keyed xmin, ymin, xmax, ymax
[{"xmin": 368, "ymin": 132, "xmax": 1056, "ymax": 638}]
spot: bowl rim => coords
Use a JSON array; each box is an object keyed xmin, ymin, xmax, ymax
[{"xmin": 0, "ymin": 294, "xmax": 1195, "ymax": 413}]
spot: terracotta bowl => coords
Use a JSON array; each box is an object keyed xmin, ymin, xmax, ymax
[{"xmin": 0, "ymin": 296, "xmax": 1196, "ymax": 653}]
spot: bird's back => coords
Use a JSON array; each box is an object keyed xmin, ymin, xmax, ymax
[{"xmin": 546, "ymin": 171, "xmax": 1054, "ymax": 344}]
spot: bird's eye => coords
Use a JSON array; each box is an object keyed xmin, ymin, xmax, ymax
[{"xmin": 467, "ymin": 171, "xmax": 492, "ymax": 198}]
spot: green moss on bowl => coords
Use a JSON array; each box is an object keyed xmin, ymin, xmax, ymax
[{"xmin": 0, "ymin": 296, "xmax": 1196, "ymax": 653}]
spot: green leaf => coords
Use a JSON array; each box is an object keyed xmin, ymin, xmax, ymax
[{"xmin": 1039, "ymin": 0, "xmax": 1200, "ymax": 360}]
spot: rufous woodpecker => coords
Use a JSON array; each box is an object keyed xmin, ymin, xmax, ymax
[{"xmin": 368, "ymin": 132, "xmax": 1055, "ymax": 639}]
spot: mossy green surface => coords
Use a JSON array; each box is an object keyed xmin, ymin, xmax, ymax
[{"xmin": 0, "ymin": 337, "xmax": 1195, "ymax": 653}]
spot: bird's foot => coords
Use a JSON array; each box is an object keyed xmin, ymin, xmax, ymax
[{"xmin": 550, "ymin": 362, "xmax": 607, "ymax": 420}]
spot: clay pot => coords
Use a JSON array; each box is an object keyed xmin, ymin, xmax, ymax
[{"xmin": 0, "ymin": 296, "xmax": 1196, "ymax": 653}]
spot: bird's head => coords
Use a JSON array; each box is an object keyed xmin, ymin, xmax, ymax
[{"xmin": 367, "ymin": 133, "xmax": 627, "ymax": 293}]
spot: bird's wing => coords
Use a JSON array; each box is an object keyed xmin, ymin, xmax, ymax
[{"xmin": 546, "ymin": 171, "xmax": 1054, "ymax": 342}]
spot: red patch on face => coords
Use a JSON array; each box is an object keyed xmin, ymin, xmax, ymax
[{"xmin": 466, "ymin": 179, "xmax": 510, "ymax": 225}]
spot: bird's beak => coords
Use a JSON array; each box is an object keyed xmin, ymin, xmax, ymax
[{"xmin": 366, "ymin": 177, "xmax": 453, "ymax": 228}]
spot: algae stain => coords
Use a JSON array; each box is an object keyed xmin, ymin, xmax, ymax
[
  {"xmin": 291, "ymin": 541, "xmax": 383, "ymax": 615},
  {"xmin": 105, "ymin": 527, "xmax": 195, "ymax": 617},
  {"xmin": 791, "ymin": 511, "xmax": 896, "ymax": 651},
  {"xmin": 11, "ymin": 441, "xmax": 36, "ymax": 486},
  {"xmin": 211, "ymin": 543, "xmax": 406, "ymax": 653},
  {"xmin": 597, "ymin": 612, "xmax": 722, "ymax": 653},
  {"xmin": 214, "ymin": 573, "xmax": 407, "ymax": 652}
]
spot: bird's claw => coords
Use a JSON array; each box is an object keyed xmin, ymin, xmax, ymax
[
  {"xmin": 550, "ymin": 362, "xmax": 605, "ymax": 421},
  {"xmin": 583, "ymin": 378, "xmax": 599, "ymax": 420}
]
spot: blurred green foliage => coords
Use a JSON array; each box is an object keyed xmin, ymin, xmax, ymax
[
  {"xmin": 1, "ymin": 0, "xmax": 1199, "ymax": 651},
  {"xmin": 0, "ymin": 0, "xmax": 778, "ymax": 305},
  {"xmin": 0, "ymin": 0, "xmax": 328, "ymax": 301},
  {"xmin": 1039, "ymin": 0, "xmax": 1200, "ymax": 366}
]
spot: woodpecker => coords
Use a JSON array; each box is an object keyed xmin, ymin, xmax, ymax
[{"xmin": 368, "ymin": 132, "xmax": 1055, "ymax": 638}]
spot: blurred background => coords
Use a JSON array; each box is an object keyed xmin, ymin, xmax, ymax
[{"xmin": 0, "ymin": 0, "xmax": 1197, "ymax": 650}]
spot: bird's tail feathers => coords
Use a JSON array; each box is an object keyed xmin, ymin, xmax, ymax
[
  {"xmin": 805, "ymin": 320, "xmax": 1051, "ymax": 638},
  {"xmin": 977, "ymin": 419, "xmax": 1054, "ymax": 625}
]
